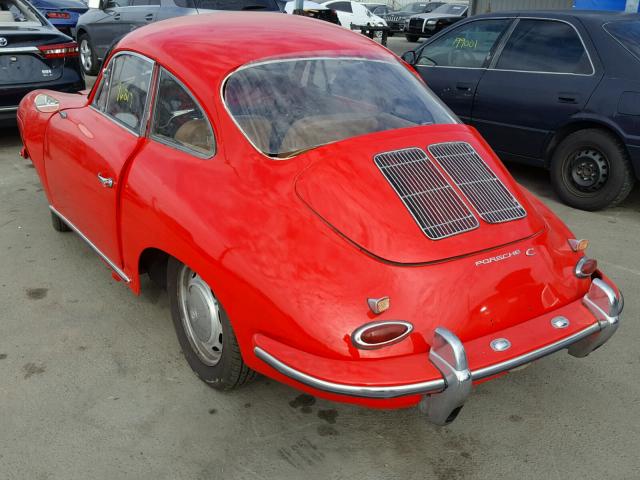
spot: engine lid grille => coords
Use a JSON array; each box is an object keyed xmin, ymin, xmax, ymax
[
  {"xmin": 428, "ymin": 142, "xmax": 527, "ymax": 224},
  {"xmin": 374, "ymin": 147, "xmax": 479, "ymax": 240}
]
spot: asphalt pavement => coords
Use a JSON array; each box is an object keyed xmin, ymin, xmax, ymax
[{"xmin": 0, "ymin": 34, "xmax": 639, "ymax": 480}]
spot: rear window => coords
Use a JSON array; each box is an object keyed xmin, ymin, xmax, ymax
[
  {"xmin": 604, "ymin": 20, "xmax": 640, "ymax": 61},
  {"xmin": 223, "ymin": 57, "xmax": 456, "ymax": 158}
]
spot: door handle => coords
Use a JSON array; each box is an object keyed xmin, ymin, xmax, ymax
[
  {"xmin": 144, "ymin": 13, "xmax": 153, "ymax": 21},
  {"xmin": 97, "ymin": 173, "xmax": 114, "ymax": 188},
  {"xmin": 113, "ymin": 13, "xmax": 120, "ymax": 20},
  {"xmin": 456, "ymin": 82, "xmax": 473, "ymax": 92},
  {"xmin": 558, "ymin": 93, "xmax": 579, "ymax": 104}
]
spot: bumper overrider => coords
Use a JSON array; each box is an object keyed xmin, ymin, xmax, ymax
[{"xmin": 255, "ymin": 278, "xmax": 622, "ymax": 425}]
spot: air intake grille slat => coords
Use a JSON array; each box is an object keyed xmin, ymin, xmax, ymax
[
  {"xmin": 428, "ymin": 142, "xmax": 527, "ymax": 224},
  {"xmin": 374, "ymin": 148, "xmax": 479, "ymax": 240}
]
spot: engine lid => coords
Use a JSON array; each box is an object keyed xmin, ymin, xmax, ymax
[{"xmin": 294, "ymin": 124, "xmax": 546, "ymax": 264}]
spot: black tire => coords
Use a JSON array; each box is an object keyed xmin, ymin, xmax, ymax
[
  {"xmin": 51, "ymin": 211, "xmax": 71, "ymax": 232},
  {"xmin": 405, "ymin": 34, "xmax": 419, "ymax": 42},
  {"xmin": 550, "ymin": 129, "xmax": 635, "ymax": 211},
  {"xmin": 167, "ymin": 258, "xmax": 255, "ymax": 390},
  {"xmin": 78, "ymin": 33, "xmax": 99, "ymax": 76},
  {"xmin": 387, "ymin": 31, "xmax": 394, "ymax": 37}
]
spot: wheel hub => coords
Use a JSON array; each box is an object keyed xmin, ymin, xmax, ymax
[
  {"xmin": 178, "ymin": 268, "xmax": 223, "ymax": 366},
  {"xmin": 80, "ymin": 40, "xmax": 91, "ymax": 72},
  {"xmin": 569, "ymin": 149, "xmax": 609, "ymax": 192}
]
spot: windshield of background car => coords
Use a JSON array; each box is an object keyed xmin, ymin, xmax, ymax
[
  {"xmin": 223, "ymin": 57, "xmax": 457, "ymax": 158},
  {"xmin": 604, "ymin": 20, "xmax": 640, "ymax": 62},
  {"xmin": 432, "ymin": 3, "xmax": 466, "ymax": 15},
  {"xmin": 407, "ymin": 2, "xmax": 428, "ymax": 12},
  {"xmin": 195, "ymin": 0, "xmax": 278, "ymax": 10},
  {"xmin": 0, "ymin": 0, "xmax": 44, "ymax": 25}
]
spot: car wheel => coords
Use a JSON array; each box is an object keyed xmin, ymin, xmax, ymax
[
  {"xmin": 387, "ymin": 31, "xmax": 394, "ymax": 37},
  {"xmin": 550, "ymin": 129, "xmax": 635, "ymax": 211},
  {"xmin": 167, "ymin": 258, "xmax": 255, "ymax": 390},
  {"xmin": 405, "ymin": 34, "xmax": 419, "ymax": 42},
  {"xmin": 51, "ymin": 211, "xmax": 71, "ymax": 232},
  {"xmin": 78, "ymin": 33, "xmax": 99, "ymax": 76}
]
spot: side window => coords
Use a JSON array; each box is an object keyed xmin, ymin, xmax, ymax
[
  {"xmin": 495, "ymin": 19, "xmax": 593, "ymax": 74},
  {"xmin": 105, "ymin": 0, "xmax": 129, "ymax": 7},
  {"xmin": 417, "ymin": 19, "xmax": 511, "ymax": 68},
  {"xmin": 151, "ymin": 69, "xmax": 215, "ymax": 157},
  {"xmin": 330, "ymin": 1, "xmax": 352, "ymax": 13},
  {"xmin": 95, "ymin": 54, "xmax": 153, "ymax": 133}
]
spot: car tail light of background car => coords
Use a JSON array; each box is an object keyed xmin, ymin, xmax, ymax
[{"xmin": 37, "ymin": 43, "xmax": 79, "ymax": 59}]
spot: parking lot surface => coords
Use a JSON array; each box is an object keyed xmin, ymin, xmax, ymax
[{"xmin": 1, "ymin": 35, "xmax": 640, "ymax": 480}]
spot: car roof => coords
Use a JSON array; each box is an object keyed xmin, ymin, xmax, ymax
[
  {"xmin": 475, "ymin": 9, "xmax": 639, "ymax": 26},
  {"xmin": 120, "ymin": 13, "xmax": 392, "ymax": 91}
]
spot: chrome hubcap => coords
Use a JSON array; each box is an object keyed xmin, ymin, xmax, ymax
[
  {"xmin": 568, "ymin": 148, "xmax": 609, "ymax": 192},
  {"xmin": 80, "ymin": 39, "xmax": 92, "ymax": 72},
  {"xmin": 178, "ymin": 266, "xmax": 223, "ymax": 366}
]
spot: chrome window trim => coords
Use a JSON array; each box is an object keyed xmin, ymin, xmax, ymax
[
  {"xmin": 149, "ymin": 67, "xmax": 216, "ymax": 159},
  {"xmin": 220, "ymin": 56, "xmax": 457, "ymax": 161},
  {"xmin": 415, "ymin": 17, "xmax": 515, "ymax": 70},
  {"xmin": 49, "ymin": 205, "xmax": 131, "ymax": 283},
  {"xmin": 489, "ymin": 17, "xmax": 596, "ymax": 77},
  {"xmin": 90, "ymin": 50, "xmax": 156, "ymax": 137}
]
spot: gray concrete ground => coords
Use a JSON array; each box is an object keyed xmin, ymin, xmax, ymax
[{"xmin": 1, "ymin": 35, "xmax": 640, "ymax": 480}]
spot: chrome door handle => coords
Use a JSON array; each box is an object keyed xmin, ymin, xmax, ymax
[{"xmin": 97, "ymin": 173, "xmax": 114, "ymax": 188}]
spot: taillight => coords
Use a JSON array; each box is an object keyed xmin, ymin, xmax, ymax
[
  {"xmin": 45, "ymin": 11, "xmax": 71, "ymax": 19},
  {"xmin": 575, "ymin": 257, "xmax": 598, "ymax": 278},
  {"xmin": 37, "ymin": 42, "xmax": 79, "ymax": 59},
  {"xmin": 352, "ymin": 321, "xmax": 413, "ymax": 349}
]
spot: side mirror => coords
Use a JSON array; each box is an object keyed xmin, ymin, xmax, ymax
[
  {"xmin": 87, "ymin": 0, "xmax": 101, "ymax": 8},
  {"xmin": 401, "ymin": 50, "xmax": 416, "ymax": 65},
  {"xmin": 34, "ymin": 93, "xmax": 60, "ymax": 113}
]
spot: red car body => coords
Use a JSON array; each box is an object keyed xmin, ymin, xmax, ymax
[{"xmin": 17, "ymin": 13, "xmax": 623, "ymax": 424}]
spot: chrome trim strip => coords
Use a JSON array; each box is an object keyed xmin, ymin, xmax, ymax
[
  {"xmin": 49, "ymin": 205, "xmax": 131, "ymax": 283},
  {"xmin": 0, "ymin": 106, "xmax": 18, "ymax": 112},
  {"xmin": 255, "ymin": 319, "xmax": 603, "ymax": 399},
  {"xmin": 0, "ymin": 46, "xmax": 39, "ymax": 54},
  {"xmin": 254, "ymin": 346, "xmax": 446, "ymax": 398}
]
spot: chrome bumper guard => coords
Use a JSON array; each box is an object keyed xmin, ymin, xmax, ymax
[{"xmin": 254, "ymin": 278, "xmax": 622, "ymax": 425}]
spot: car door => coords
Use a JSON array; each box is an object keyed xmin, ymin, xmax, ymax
[
  {"xmin": 412, "ymin": 18, "xmax": 513, "ymax": 122},
  {"xmin": 44, "ymin": 52, "xmax": 154, "ymax": 270},
  {"xmin": 120, "ymin": 0, "xmax": 161, "ymax": 29},
  {"xmin": 472, "ymin": 18, "xmax": 603, "ymax": 160},
  {"xmin": 91, "ymin": 0, "xmax": 134, "ymax": 54}
]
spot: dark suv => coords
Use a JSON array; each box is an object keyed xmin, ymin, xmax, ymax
[
  {"xmin": 76, "ymin": 0, "xmax": 280, "ymax": 75},
  {"xmin": 402, "ymin": 11, "xmax": 640, "ymax": 210}
]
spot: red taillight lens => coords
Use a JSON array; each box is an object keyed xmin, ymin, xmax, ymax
[
  {"xmin": 46, "ymin": 11, "xmax": 71, "ymax": 19},
  {"xmin": 37, "ymin": 42, "xmax": 79, "ymax": 59},
  {"xmin": 352, "ymin": 321, "xmax": 412, "ymax": 349},
  {"xmin": 575, "ymin": 257, "xmax": 598, "ymax": 278}
]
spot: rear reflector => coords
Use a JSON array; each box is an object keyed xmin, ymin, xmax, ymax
[
  {"xmin": 45, "ymin": 11, "xmax": 71, "ymax": 19},
  {"xmin": 37, "ymin": 42, "xmax": 79, "ymax": 59},
  {"xmin": 352, "ymin": 321, "xmax": 413, "ymax": 349},
  {"xmin": 568, "ymin": 238, "xmax": 589, "ymax": 252},
  {"xmin": 575, "ymin": 257, "xmax": 598, "ymax": 278}
]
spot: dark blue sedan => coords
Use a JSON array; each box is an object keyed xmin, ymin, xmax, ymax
[
  {"xmin": 30, "ymin": 0, "xmax": 87, "ymax": 36},
  {"xmin": 402, "ymin": 10, "xmax": 640, "ymax": 211}
]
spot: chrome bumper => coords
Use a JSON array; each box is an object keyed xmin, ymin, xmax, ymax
[{"xmin": 255, "ymin": 278, "xmax": 622, "ymax": 425}]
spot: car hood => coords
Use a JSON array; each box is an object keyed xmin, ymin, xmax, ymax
[
  {"xmin": 411, "ymin": 12, "xmax": 461, "ymax": 20},
  {"xmin": 294, "ymin": 124, "xmax": 546, "ymax": 264}
]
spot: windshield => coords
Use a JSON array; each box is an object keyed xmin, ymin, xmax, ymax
[
  {"xmin": 432, "ymin": 3, "xmax": 466, "ymax": 15},
  {"xmin": 604, "ymin": 20, "xmax": 640, "ymax": 62},
  {"xmin": 195, "ymin": 0, "xmax": 278, "ymax": 10},
  {"xmin": 223, "ymin": 57, "xmax": 456, "ymax": 158},
  {"xmin": 406, "ymin": 2, "xmax": 429, "ymax": 12},
  {"xmin": 0, "ymin": 0, "xmax": 45, "ymax": 25}
]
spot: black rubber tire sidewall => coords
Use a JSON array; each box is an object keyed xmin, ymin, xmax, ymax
[
  {"xmin": 550, "ymin": 129, "xmax": 634, "ymax": 211},
  {"xmin": 405, "ymin": 34, "xmax": 419, "ymax": 42},
  {"xmin": 167, "ymin": 257, "xmax": 249, "ymax": 390},
  {"xmin": 78, "ymin": 33, "xmax": 99, "ymax": 77}
]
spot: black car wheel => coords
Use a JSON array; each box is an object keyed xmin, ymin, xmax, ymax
[
  {"xmin": 78, "ymin": 33, "xmax": 99, "ymax": 76},
  {"xmin": 405, "ymin": 34, "xmax": 419, "ymax": 42},
  {"xmin": 551, "ymin": 129, "xmax": 635, "ymax": 211},
  {"xmin": 387, "ymin": 31, "xmax": 394, "ymax": 37},
  {"xmin": 167, "ymin": 257, "xmax": 255, "ymax": 390}
]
